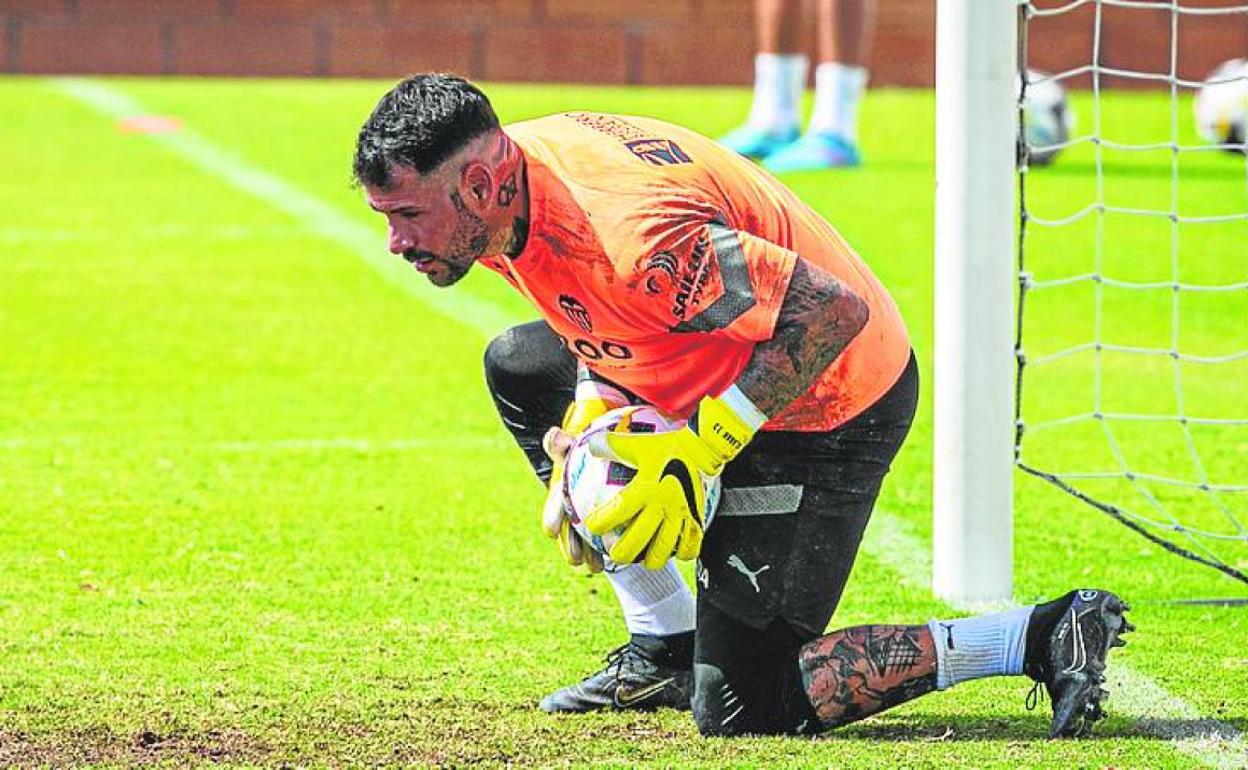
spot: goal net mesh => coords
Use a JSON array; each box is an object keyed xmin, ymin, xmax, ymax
[{"xmin": 1016, "ymin": 0, "xmax": 1248, "ymax": 587}]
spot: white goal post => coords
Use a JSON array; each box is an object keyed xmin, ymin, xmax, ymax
[
  {"xmin": 934, "ymin": 0, "xmax": 1248, "ymax": 602},
  {"xmin": 932, "ymin": 0, "xmax": 1019, "ymax": 603}
]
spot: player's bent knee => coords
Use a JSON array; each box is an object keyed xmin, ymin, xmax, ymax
[
  {"xmin": 483, "ymin": 322, "xmax": 570, "ymax": 390},
  {"xmin": 691, "ymin": 659, "xmax": 817, "ymax": 737},
  {"xmin": 483, "ymin": 326, "xmax": 526, "ymax": 380},
  {"xmin": 691, "ymin": 663, "xmax": 749, "ymax": 737}
]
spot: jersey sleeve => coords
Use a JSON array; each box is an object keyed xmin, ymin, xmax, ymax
[{"xmin": 624, "ymin": 214, "xmax": 797, "ymax": 343}]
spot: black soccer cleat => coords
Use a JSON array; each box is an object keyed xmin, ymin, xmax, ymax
[
  {"xmin": 1025, "ymin": 588, "xmax": 1134, "ymax": 738},
  {"xmin": 539, "ymin": 641, "xmax": 693, "ymax": 713}
]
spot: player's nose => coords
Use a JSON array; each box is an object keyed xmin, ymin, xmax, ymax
[{"xmin": 388, "ymin": 226, "xmax": 414, "ymax": 255}]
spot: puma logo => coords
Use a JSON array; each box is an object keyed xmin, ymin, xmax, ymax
[{"xmin": 727, "ymin": 555, "xmax": 771, "ymax": 593}]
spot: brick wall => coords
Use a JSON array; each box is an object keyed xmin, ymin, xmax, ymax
[
  {"xmin": 1026, "ymin": 0, "xmax": 1248, "ymax": 88},
  {"xmin": 1, "ymin": 0, "xmax": 1245, "ymax": 87}
]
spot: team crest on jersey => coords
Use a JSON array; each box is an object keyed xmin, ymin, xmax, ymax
[
  {"xmin": 624, "ymin": 138, "xmax": 692, "ymax": 167},
  {"xmin": 558, "ymin": 294, "xmax": 594, "ymax": 332}
]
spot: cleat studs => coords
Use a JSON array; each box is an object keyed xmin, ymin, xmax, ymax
[
  {"xmin": 1112, "ymin": 637, "xmax": 1127, "ymax": 648},
  {"xmin": 1122, "ymin": 620, "xmax": 1136, "ymax": 633}
]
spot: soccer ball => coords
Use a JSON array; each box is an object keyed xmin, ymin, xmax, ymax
[
  {"xmin": 1195, "ymin": 58, "xmax": 1248, "ymax": 151},
  {"xmin": 561, "ymin": 405, "xmax": 722, "ymax": 559},
  {"xmin": 1018, "ymin": 70, "xmax": 1074, "ymax": 167}
]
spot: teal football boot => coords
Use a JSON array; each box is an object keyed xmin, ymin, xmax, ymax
[
  {"xmin": 718, "ymin": 124, "xmax": 800, "ymax": 160},
  {"xmin": 762, "ymin": 131, "xmax": 862, "ymax": 172}
]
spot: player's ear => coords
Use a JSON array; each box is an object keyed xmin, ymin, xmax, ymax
[{"xmin": 460, "ymin": 162, "xmax": 493, "ymax": 213}]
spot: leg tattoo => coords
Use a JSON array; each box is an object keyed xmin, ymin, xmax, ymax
[{"xmin": 798, "ymin": 624, "xmax": 938, "ymax": 728}]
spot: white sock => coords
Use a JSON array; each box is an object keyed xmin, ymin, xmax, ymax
[
  {"xmin": 927, "ymin": 606, "xmax": 1032, "ymax": 690},
  {"xmin": 808, "ymin": 62, "xmax": 868, "ymax": 142},
  {"xmin": 746, "ymin": 52, "xmax": 808, "ymax": 134},
  {"xmin": 604, "ymin": 560, "xmax": 695, "ymax": 637}
]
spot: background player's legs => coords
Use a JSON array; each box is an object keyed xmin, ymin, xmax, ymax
[
  {"xmin": 811, "ymin": 0, "xmax": 873, "ymax": 143},
  {"xmin": 720, "ymin": 0, "xmax": 807, "ymax": 158},
  {"xmin": 483, "ymin": 322, "xmax": 697, "ymax": 711},
  {"xmin": 765, "ymin": 0, "xmax": 876, "ymax": 171}
]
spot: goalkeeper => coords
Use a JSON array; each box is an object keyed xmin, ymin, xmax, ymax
[{"xmin": 352, "ymin": 74, "xmax": 1131, "ymax": 738}]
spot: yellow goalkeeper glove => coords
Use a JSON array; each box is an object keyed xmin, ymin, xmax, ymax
[
  {"xmin": 584, "ymin": 387, "xmax": 766, "ymax": 569},
  {"xmin": 540, "ymin": 397, "xmax": 610, "ymax": 572}
]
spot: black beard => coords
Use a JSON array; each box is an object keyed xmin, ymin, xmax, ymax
[
  {"xmin": 425, "ymin": 191, "xmax": 489, "ymax": 286},
  {"xmin": 504, "ymin": 217, "xmax": 529, "ymax": 258}
]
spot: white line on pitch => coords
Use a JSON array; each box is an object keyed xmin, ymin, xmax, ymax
[
  {"xmin": 864, "ymin": 512, "xmax": 1247, "ymax": 768},
  {"xmin": 211, "ymin": 436, "xmax": 503, "ymax": 452},
  {"xmin": 0, "ymin": 223, "xmax": 308, "ymax": 244},
  {"xmin": 0, "ymin": 437, "xmax": 83, "ymax": 450},
  {"xmin": 0, "ymin": 436, "xmax": 503, "ymax": 452},
  {"xmin": 52, "ymin": 77, "xmax": 519, "ymax": 341},
  {"xmin": 52, "ymin": 77, "xmax": 1246, "ymax": 768}
]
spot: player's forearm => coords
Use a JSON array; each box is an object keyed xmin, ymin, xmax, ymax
[{"xmin": 735, "ymin": 258, "xmax": 869, "ymax": 416}]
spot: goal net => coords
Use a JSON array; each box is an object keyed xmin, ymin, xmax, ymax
[{"xmin": 1016, "ymin": 0, "xmax": 1248, "ymax": 588}]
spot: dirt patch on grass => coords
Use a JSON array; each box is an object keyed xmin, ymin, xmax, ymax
[
  {"xmin": 0, "ymin": 701, "xmax": 700, "ymax": 766},
  {"xmin": 0, "ymin": 727, "xmax": 268, "ymax": 766}
]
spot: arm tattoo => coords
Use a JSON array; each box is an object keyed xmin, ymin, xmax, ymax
[
  {"xmin": 735, "ymin": 258, "xmax": 869, "ymax": 415},
  {"xmin": 799, "ymin": 624, "xmax": 937, "ymax": 729}
]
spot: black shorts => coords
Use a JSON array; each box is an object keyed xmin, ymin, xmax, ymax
[{"xmin": 699, "ymin": 352, "xmax": 918, "ymax": 637}]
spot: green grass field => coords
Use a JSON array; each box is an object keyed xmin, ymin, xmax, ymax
[{"xmin": 1, "ymin": 76, "xmax": 1246, "ymax": 767}]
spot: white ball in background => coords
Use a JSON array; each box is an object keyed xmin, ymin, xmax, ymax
[
  {"xmin": 1194, "ymin": 58, "xmax": 1248, "ymax": 151},
  {"xmin": 1018, "ymin": 69, "xmax": 1075, "ymax": 167}
]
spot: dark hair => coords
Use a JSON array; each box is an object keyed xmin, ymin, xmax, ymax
[{"xmin": 352, "ymin": 73, "xmax": 500, "ymax": 188}]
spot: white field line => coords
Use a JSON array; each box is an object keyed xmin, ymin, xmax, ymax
[
  {"xmin": 53, "ymin": 77, "xmax": 1246, "ymax": 767},
  {"xmin": 0, "ymin": 223, "xmax": 308, "ymax": 244},
  {"xmin": 211, "ymin": 436, "xmax": 502, "ymax": 452},
  {"xmin": 865, "ymin": 512, "xmax": 1247, "ymax": 768},
  {"xmin": 0, "ymin": 436, "xmax": 502, "ymax": 452},
  {"xmin": 52, "ymin": 77, "xmax": 518, "ymax": 340},
  {"xmin": 0, "ymin": 437, "xmax": 83, "ymax": 450}
]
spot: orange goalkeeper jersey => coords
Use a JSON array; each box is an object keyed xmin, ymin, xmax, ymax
[{"xmin": 482, "ymin": 112, "xmax": 910, "ymax": 432}]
